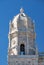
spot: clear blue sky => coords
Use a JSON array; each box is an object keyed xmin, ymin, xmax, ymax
[{"xmin": 0, "ymin": 0, "xmax": 44, "ymax": 65}]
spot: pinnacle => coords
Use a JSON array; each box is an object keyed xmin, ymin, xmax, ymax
[{"xmin": 20, "ymin": 8, "xmax": 24, "ymax": 13}]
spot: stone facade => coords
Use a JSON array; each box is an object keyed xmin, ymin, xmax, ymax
[
  {"xmin": 8, "ymin": 8, "xmax": 44, "ymax": 65},
  {"xmin": 8, "ymin": 55, "xmax": 38, "ymax": 65}
]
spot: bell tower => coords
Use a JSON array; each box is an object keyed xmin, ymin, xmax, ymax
[{"xmin": 8, "ymin": 8, "xmax": 38, "ymax": 65}]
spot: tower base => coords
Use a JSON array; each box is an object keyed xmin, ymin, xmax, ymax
[{"xmin": 8, "ymin": 55, "xmax": 38, "ymax": 65}]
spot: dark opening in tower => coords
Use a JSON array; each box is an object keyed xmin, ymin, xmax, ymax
[{"xmin": 20, "ymin": 44, "xmax": 25, "ymax": 55}]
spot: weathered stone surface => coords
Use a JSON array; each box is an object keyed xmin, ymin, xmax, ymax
[{"xmin": 8, "ymin": 8, "xmax": 44, "ymax": 65}]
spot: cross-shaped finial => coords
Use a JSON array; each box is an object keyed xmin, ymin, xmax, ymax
[{"xmin": 20, "ymin": 8, "xmax": 24, "ymax": 13}]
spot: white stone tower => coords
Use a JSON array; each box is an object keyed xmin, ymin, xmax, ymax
[{"xmin": 8, "ymin": 8, "xmax": 38, "ymax": 65}]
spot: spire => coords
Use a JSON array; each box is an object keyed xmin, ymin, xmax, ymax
[{"xmin": 20, "ymin": 8, "xmax": 24, "ymax": 13}]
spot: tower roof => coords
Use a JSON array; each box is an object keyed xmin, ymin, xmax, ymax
[{"xmin": 12, "ymin": 8, "xmax": 32, "ymax": 24}]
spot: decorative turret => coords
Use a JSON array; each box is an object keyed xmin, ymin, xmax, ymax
[
  {"xmin": 8, "ymin": 8, "xmax": 38, "ymax": 65},
  {"xmin": 8, "ymin": 8, "xmax": 38, "ymax": 55}
]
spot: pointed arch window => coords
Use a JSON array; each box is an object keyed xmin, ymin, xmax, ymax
[{"xmin": 20, "ymin": 44, "xmax": 25, "ymax": 55}]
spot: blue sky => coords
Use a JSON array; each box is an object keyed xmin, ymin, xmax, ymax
[{"xmin": 0, "ymin": 0, "xmax": 44, "ymax": 65}]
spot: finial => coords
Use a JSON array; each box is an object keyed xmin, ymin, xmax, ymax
[{"xmin": 20, "ymin": 8, "xmax": 24, "ymax": 13}]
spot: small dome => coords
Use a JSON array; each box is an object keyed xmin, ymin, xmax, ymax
[
  {"xmin": 12, "ymin": 8, "xmax": 32, "ymax": 24},
  {"xmin": 11, "ymin": 8, "xmax": 34, "ymax": 30}
]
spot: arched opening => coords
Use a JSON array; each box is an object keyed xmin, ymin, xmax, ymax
[{"xmin": 20, "ymin": 44, "xmax": 25, "ymax": 55}]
